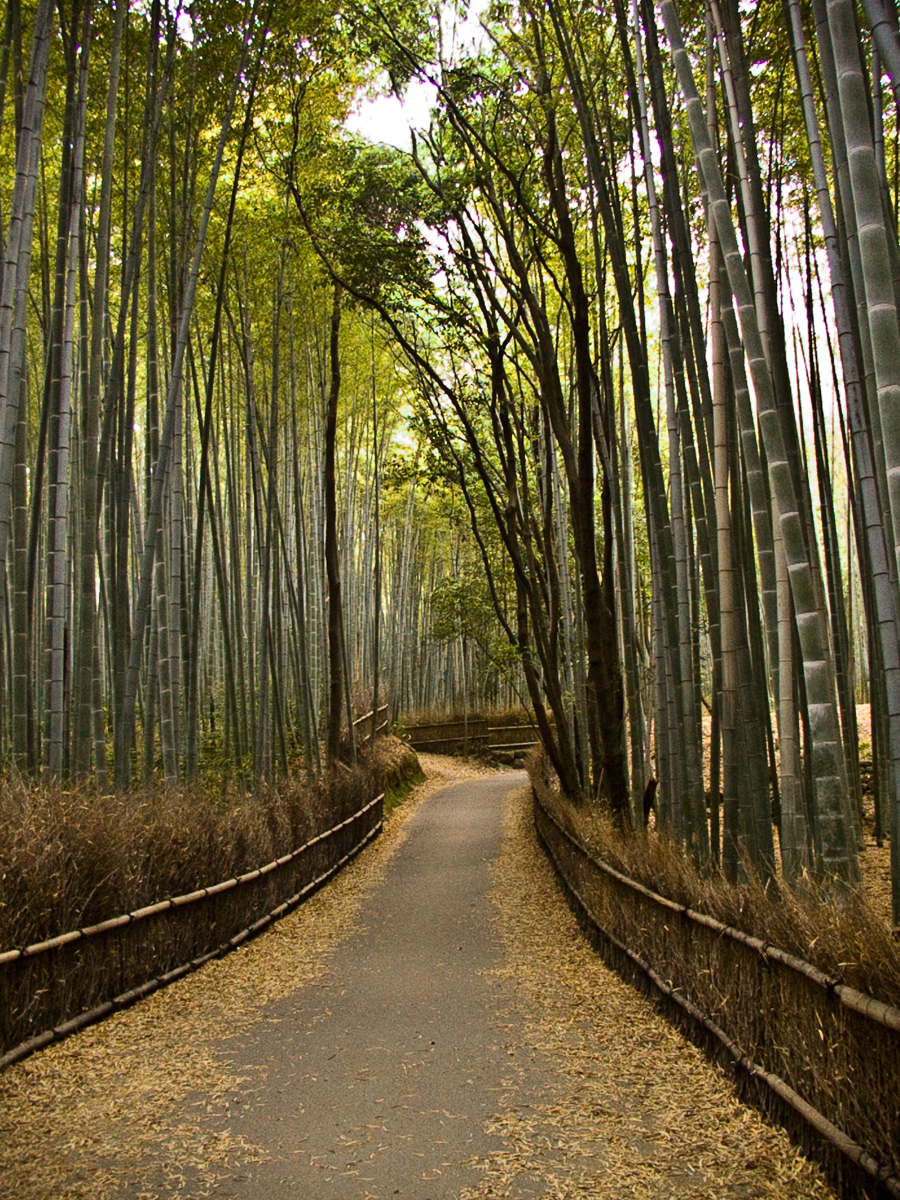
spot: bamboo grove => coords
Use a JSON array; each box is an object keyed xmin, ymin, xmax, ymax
[
  {"xmin": 2, "ymin": 0, "xmax": 900, "ymax": 923},
  {"xmin": 303, "ymin": 0, "xmax": 900, "ymax": 918},
  {"xmin": 0, "ymin": 0, "xmax": 521, "ymax": 796}
]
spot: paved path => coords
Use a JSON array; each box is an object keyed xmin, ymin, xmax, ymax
[
  {"xmin": 0, "ymin": 769, "xmax": 836, "ymax": 1200},
  {"xmin": 173, "ymin": 772, "xmax": 529, "ymax": 1199}
]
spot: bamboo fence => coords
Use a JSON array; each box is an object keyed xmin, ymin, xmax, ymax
[
  {"xmin": 533, "ymin": 785, "xmax": 900, "ymax": 1200},
  {"xmin": 400, "ymin": 716, "xmax": 541, "ymax": 755},
  {"xmin": 0, "ymin": 793, "xmax": 384, "ymax": 1068}
]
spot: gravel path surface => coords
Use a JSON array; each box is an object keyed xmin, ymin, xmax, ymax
[{"xmin": 0, "ymin": 759, "xmax": 837, "ymax": 1199}]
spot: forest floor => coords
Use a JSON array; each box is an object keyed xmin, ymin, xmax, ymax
[
  {"xmin": 854, "ymin": 705, "xmax": 894, "ymax": 925},
  {"xmin": 0, "ymin": 756, "xmax": 838, "ymax": 1199}
]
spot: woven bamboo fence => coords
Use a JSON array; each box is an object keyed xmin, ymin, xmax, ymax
[
  {"xmin": 533, "ymin": 785, "xmax": 900, "ymax": 1200},
  {"xmin": 0, "ymin": 793, "xmax": 384, "ymax": 1069},
  {"xmin": 400, "ymin": 716, "xmax": 541, "ymax": 755},
  {"xmin": 486, "ymin": 723, "xmax": 541, "ymax": 749},
  {"xmin": 400, "ymin": 717, "xmax": 490, "ymax": 754}
]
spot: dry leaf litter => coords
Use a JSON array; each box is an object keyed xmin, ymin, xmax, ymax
[
  {"xmin": 457, "ymin": 785, "xmax": 837, "ymax": 1200},
  {"xmin": 0, "ymin": 757, "xmax": 838, "ymax": 1199}
]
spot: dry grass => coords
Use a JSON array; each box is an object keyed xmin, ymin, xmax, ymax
[
  {"xmin": 528, "ymin": 754, "xmax": 900, "ymax": 1010},
  {"xmin": 0, "ymin": 738, "xmax": 419, "ymax": 952}
]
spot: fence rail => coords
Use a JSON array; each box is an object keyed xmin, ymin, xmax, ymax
[
  {"xmin": 533, "ymin": 785, "xmax": 900, "ymax": 1200},
  {"xmin": 352, "ymin": 705, "xmax": 390, "ymax": 745},
  {"xmin": 400, "ymin": 716, "xmax": 541, "ymax": 755},
  {"xmin": 0, "ymin": 793, "xmax": 385, "ymax": 1068}
]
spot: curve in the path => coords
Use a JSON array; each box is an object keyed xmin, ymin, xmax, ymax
[{"xmin": 137, "ymin": 771, "xmax": 529, "ymax": 1200}]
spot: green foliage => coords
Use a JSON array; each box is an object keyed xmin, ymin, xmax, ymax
[
  {"xmin": 429, "ymin": 567, "xmax": 519, "ymax": 677},
  {"xmin": 283, "ymin": 129, "xmax": 437, "ymax": 302},
  {"xmin": 429, "ymin": 570, "xmax": 497, "ymax": 644}
]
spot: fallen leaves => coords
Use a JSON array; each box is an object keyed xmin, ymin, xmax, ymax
[{"xmin": 459, "ymin": 786, "xmax": 838, "ymax": 1200}]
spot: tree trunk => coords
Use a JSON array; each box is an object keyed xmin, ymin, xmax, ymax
[{"xmin": 325, "ymin": 283, "xmax": 345, "ymax": 769}]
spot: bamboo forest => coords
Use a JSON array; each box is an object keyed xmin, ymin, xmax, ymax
[{"xmin": 2, "ymin": 0, "xmax": 900, "ymax": 925}]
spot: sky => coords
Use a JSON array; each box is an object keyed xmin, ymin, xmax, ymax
[
  {"xmin": 344, "ymin": 78, "xmax": 436, "ymax": 152},
  {"xmin": 344, "ymin": 0, "xmax": 489, "ymax": 151}
]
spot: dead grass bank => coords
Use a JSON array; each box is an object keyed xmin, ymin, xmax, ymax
[
  {"xmin": 0, "ymin": 738, "xmax": 419, "ymax": 953},
  {"xmin": 528, "ymin": 756, "xmax": 900, "ymax": 1010}
]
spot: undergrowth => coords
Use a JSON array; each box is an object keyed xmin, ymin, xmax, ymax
[
  {"xmin": 527, "ymin": 753, "xmax": 900, "ymax": 1010},
  {"xmin": 383, "ymin": 765, "xmax": 426, "ymax": 816},
  {"xmin": 0, "ymin": 738, "xmax": 420, "ymax": 951}
]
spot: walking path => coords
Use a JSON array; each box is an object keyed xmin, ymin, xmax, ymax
[
  {"xmin": 149, "ymin": 772, "xmax": 530, "ymax": 1199},
  {"xmin": 0, "ymin": 761, "xmax": 837, "ymax": 1199}
]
